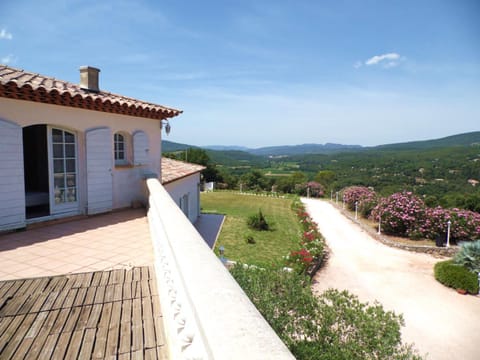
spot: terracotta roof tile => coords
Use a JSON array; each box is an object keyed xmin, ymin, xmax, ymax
[
  {"xmin": 161, "ymin": 157, "xmax": 205, "ymax": 184},
  {"xmin": 0, "ymin": 65, "xmax": 182, "ymax": 120}
]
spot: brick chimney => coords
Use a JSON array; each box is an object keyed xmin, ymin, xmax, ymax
[{"xmin": 79, "ymin": 66, "xmax": 100, "ymax": 92}]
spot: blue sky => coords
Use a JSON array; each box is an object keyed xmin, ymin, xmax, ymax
[{"xmin": 1, "ymin": 0, "xmax": 479, "ymax": 147}]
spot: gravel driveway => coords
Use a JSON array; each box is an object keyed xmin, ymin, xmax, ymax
[{"xmin": 303, "ymin": 198, "xmax": 480, "ymax": 360}]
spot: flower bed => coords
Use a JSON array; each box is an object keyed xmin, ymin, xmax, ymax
[{"xmin": 284, "ymin": 200, "xmax": 326, "ymax": 277}]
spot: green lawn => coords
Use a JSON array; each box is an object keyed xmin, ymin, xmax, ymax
[{"xmin": 201, "ymin": 192, "xmax": 301, "ymax": 266}]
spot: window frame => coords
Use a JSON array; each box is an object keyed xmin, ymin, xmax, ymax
[{"xmin": 114, "ymin": 132, "xmax": 129, "ymax": 166}]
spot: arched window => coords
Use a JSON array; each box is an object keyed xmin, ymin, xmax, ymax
[{"xmin": 114, "ymin": 132, "xmax": 127, "ymax": 164}]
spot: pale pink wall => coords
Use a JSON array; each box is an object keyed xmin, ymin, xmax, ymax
[{"xmin": 0, "ymin": 97, "xmax": 162, "ymax": 213}]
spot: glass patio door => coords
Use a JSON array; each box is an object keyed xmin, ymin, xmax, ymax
[{"xmin": 49, "ymin": 127, "xmax": 79, "ymax": 215}]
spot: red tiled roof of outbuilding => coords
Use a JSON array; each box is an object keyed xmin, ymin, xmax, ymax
[
  {"xmin": 161, "ymin": 157, "xmax": 205, "ymax": 184},
  {"xmin": 0, "ymin": 65, "xmax": 182, "ymax": 120}
]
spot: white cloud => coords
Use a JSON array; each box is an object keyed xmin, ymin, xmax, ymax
[
  {"xmin": 365, "ymin": 52, "xmax": 401, "ymax": 67},
  {"xmin": 384, "ymin": 61, "xmax": 399, "ymax": 69},
  {"xmin": 0, "ymin": 28, "xmax": 13, "ymax": 40},
  {"xmin": 1, "ymin": 54, "xmax": 14, "ymax": 64}
]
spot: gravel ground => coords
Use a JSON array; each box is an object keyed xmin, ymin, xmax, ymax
[{"xmin": 303, "ymin": 198, "xmax": 480, "ymax": 360}]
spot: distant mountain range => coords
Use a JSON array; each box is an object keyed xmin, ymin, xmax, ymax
[
  {"xmin": 204, "ymin": 143, "xmax": 363, "ymax": 156},
  {"xmin": 374, "ymin": 131, "xmax": 480, "ymax": 150},
  {"xmin": 162, "ymin": 131, "xmax": 480, "ymax": 157}
]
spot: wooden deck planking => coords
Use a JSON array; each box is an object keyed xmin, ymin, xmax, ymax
[
  {"xmin": 27, "ymin": 309, "xmax": 60, "ymax": 355},
  {"xmin": 13, "ymin": 311, "xmax": 48, "ymax": 358},
  {"xmin": 78, "ymin": 327, "xmax": 96, "ymax": 359},
  {"xmin": 64, "ymin": 329, "xmax": 85, "ymax": 359},
  {"xmin": 0, "ymin": 314, "xmax": 26, "ymax": 353},
  {"xmin": 1, "ymin": 313, "xmax": 37, "ymax": 359},
  {"xmin": 0, "ymin": 266, "xmax": 168, "ymax": 359}
]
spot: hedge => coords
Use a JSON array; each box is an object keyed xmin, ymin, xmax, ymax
[
  {"xmin": 231, "ymin": 265, "xmax": 423, "ymax": 360},
  {"xmin": 434, "ymin": 260, "xmax": 479, "ymax": 294}
]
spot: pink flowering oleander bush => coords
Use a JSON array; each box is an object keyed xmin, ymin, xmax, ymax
[
  {"xmin": 285, "ymin": 201, "xmax": 325, "ymax": 274},
  {"xmin": 371, "ymin": 191, "xmax": 426, "ymax": 239},
  {"xmin": 419, "ymin": 207, "xmax": 480, "ymax": 242},
  {"xmin": 298, "ymin": 181, "xmax": 325, "ymax": 198},
  {"xmin": 342, "ymin": 186, "xmax": 377, "ymax": 216},
  {"xmin": 419, "ymin": 206, "xmax": 451, "ymax": 239},
  {"xmin": 448, "ymin": 209, "xmax": 480, "ymax": 241}
]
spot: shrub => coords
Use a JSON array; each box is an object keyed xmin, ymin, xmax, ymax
[
  {"xmin": 231, "ymin": 265, "xmax": 423, "ymax": 360},
  {"xmin": 297, "ymin": 181, "xmax": 325, "ymax": 198},
  {"xmin": 371, "ymin": 191, "xmax": 425, "ymax": 239},
  {"xmin": 247, "ymin": 209, "xmax": 269, "ymax": 231},
  {"xmin": 420, "ymin": 207, "xmax": 480, "ymax": 242},
  {"xmin": 419, "ymin": 206, "xmax": 450, "ymax": 239},
  {"xmin": 245, "ymin": 234, "xmax": 256, "ymax": 244},
  {"xmin": 434, "ymin": 260, "xmax": 479, "ymax": 294},
  {"xmin": 342, "ymin": 186, "xmax": 376, "ymax": 213},
  {"xmin": 454, "ymin": 240, "xmax": 480, "ymax": 273},
  {"xmin": 358, "ymin": 196, "xmax": 378, "ymax": 218},
  {"xmin": 449, "ymin": 209, "xmax": 480, "ymax": 241},
  {"xmin": 287, "ymin": 248, "xmax": 314, "ymax": 273}
]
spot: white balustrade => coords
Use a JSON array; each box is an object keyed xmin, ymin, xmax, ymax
[{"xmin": 146, "ymin": 178, "xmax": 294, "ymax": 360}]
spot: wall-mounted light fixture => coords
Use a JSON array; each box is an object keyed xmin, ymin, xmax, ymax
[{"xmin": 161, "ymin": 119, "xmax": 171, "ymax": 135}]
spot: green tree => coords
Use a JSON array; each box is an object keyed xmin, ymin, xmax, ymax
[
  {"xmin": 165, "ymin": 147, "xmax": 224, "ymax": 183},
  {"xmin": 218, "ymin": 169, "xmax": 239, "ymax": 189},
  {"xmin": 202, "ymin": 164, "xmax": 222, "ymax": 183},
  {"xmin": 275, "ymin": 171, "xmax": 307, "ymax": 194},
  {"xmin": 314, "ymin": 170, "xmax": 336, "ymax": 189},
  {"xmin": 241, "ymin": 170, "xmax": 270, "ymax": 191},
  {"xmin": 275, "ymin": 176, "xmax": 296, "ymax": 194},
  {"xmin": 184, "ymin": 147, "xmax": 209, "ymax": 165}
]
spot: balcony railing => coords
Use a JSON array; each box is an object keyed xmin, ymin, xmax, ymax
[{"xmin": 146, "ymin": 178, "xmax": 294, "ymax": 359}]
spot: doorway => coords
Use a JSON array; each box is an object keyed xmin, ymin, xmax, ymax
[
  {"xmin": 23, "ymin": 125, "xmax": 79, "ymax": 219},
  {"xmin": 23, "ymin": 125, "xmax": 50, "ymax": 218}
]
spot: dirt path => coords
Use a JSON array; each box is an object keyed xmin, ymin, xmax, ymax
[{"xmin": 303, "ymin": 198, "xmax": 480, "ymax": 360}]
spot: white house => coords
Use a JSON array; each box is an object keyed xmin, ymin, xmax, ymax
[
  {"xmin": 0, "ymin": 65, "xmax": 181, "ymax": 231},
  {"xmin": 161, "ymin": 157, "xmax": 205, "ymax": 223},
  {"xmin": 0, "ymin": 65, "xmax": 296, "ymax": 360}
]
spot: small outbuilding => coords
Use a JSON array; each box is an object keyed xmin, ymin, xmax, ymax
[{"xmin": 161, "ymin": 157, "xmax": 205, "ymax": 223}]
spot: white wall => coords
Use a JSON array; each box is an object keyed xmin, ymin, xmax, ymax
[
  {"xmin": 163, "ymin": 173, "xmax": 201, "ymax": 223},
  {"xmin": 0, "ymin": 97, "xmax": 162, "ymax": 216}
]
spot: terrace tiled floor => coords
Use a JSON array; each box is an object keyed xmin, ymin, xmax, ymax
[
  {"xmin": 0, "ymin": 209, "xmax": 169, "ymax": 359},
  {"xmin": 0, "ymin": 209, "xmax": 154, "ymax": 280}
]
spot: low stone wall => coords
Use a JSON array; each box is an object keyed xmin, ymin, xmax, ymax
[{"xmin": 333, "ymin": 202, "xmax": 459, "ymax": 258}]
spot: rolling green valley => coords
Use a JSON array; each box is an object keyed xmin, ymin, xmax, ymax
[{"xmin": 164, "ymin": 131, "xmax": 480, "ymax": 211}]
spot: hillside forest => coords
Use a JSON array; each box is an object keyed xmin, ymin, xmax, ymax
[{"xmin": 163, "ymin": 132, "xmax": 480, "ymax": 212}]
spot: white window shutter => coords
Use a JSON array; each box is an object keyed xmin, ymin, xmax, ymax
[
  {"xmin": 0, "ymin": 119, "xmax": 26, "ymax": 230},
  {"xmin": 133, "ymin": 131, "xmax": 149, "ymax": 165},
  {"xmin": 86, "ymin": 127, "xmax": 113, "ymax": 214}
]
